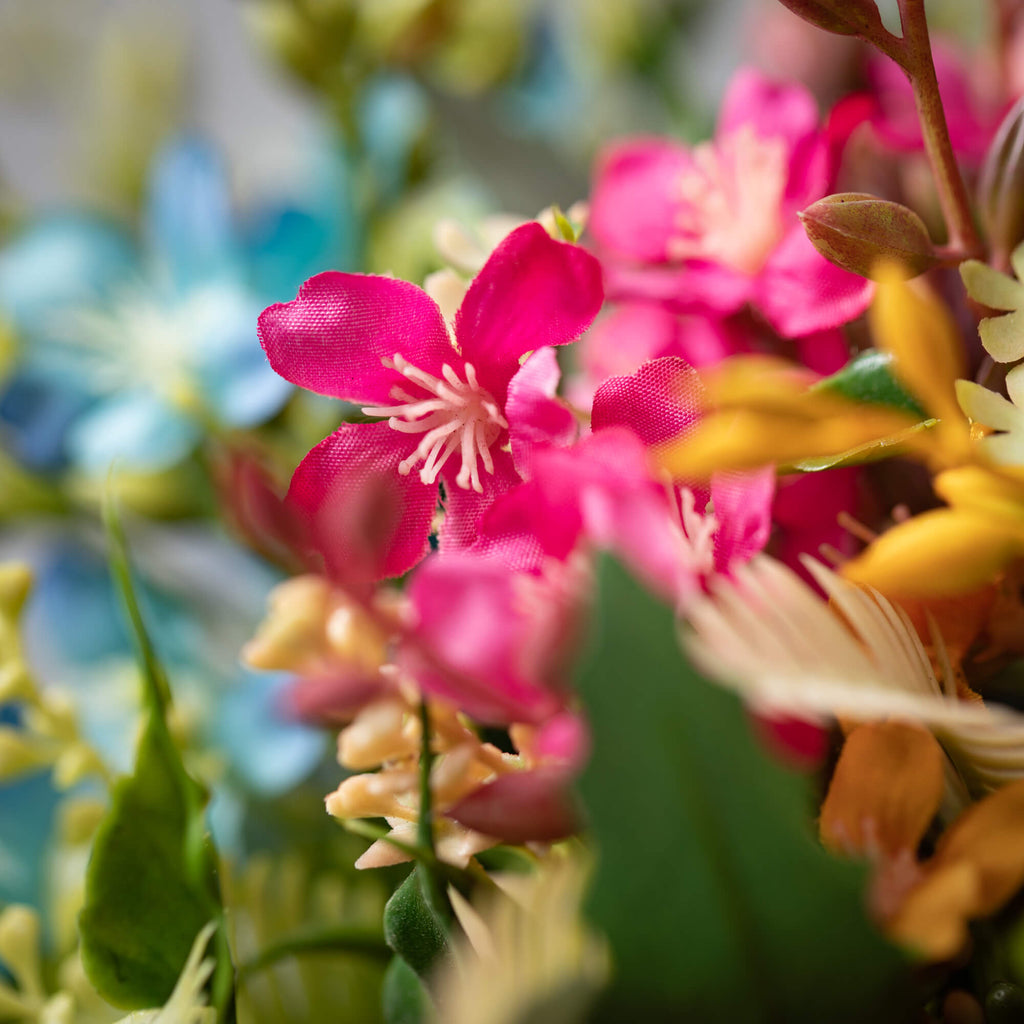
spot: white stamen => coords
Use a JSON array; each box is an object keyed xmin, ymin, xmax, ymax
[
  {"xmin": 363, "ymin": 354, "xmax": 508, "ymax": 493},
  {"xmin": 668, "ymin": 125, "xmax": 788, "ymax": 275}
]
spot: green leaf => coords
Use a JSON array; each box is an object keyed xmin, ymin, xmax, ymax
[
  {"xmin": 811, "ymin": 349, "xmax": 926, "ymax": 417},
  {"xmin": 575, "ymin": 557, "xmax": 913, "ymax": 1023},
  {"xmin": 78, "ymin": 505, "xmax": 231, "ymax": 1013},
  {"xmin": 382, "ymin": 956, "xmax": 432, "ymax": 1024},
  {"xmin": 383, "ymin": 866, "xmax": 451, "ymax": 979},
  {"xmin": 789, "ymin": 418, "xmax": 937, "ymax": 472}
]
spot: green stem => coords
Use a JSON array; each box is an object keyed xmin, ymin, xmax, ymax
[
  {"xmin": 416, "ymin": 697, "xmax": 451, "ymax": 922},
  {"xmin": 897, "ymin": 0, "xmax": 983, "ymax": 256},
  {"xmin": 238, "ymin": 926, "xmax": 391, "ymax": 977}
]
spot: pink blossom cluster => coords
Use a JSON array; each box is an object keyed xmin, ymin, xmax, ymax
[{"xmin": 250, "ymin": 67, "xmax": 997, "ymax": 852}]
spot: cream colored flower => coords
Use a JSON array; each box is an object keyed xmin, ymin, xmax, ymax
[
  {"xmin": 961, "ymin": 245, "xmax": 1024, "ymax": 363},
  {"xmin": 685, "ymin": 555, "xmax": 1024, "ymax": 795},
  {"xmin": 435, "ymin": 849, "xmax": 608, "ymax": 1024}
]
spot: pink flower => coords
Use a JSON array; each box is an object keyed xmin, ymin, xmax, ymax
[
  {"xmin": 588, "ymin": 69, "xmax": 872, "ymax": 338},
  {"xmin": 258, "ymin": 223, "xmax": 602, "ymax": 581}
]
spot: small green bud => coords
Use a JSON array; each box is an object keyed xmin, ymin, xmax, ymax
[
  {"xmin": 799, "ymin": 193, "xmax": 939, "ymax": 279},
  {"xmin": 383, "ymin": 867, "xmax": 451, "ymax": 979},
  {"xmin": 978, "ymin": 96, "xmax": 1024, "ymax": 259}
]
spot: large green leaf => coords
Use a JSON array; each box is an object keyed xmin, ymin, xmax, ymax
[
  {"xmin": 575, "ymin": 558, "xmax": 913, "ymax": 1023},
  {"xmin": 78, "ymin": 508, "xmax": 231, "ymax": 1012}
]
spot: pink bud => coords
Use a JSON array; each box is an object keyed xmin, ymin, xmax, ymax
[{"xmin": 799, "ymin": 192, "xmax": 939, "ymax": 279}]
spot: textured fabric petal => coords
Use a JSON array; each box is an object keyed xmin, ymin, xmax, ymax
[
  {"xmin": 259, "ymin": 272, "xmax": 454, "ymax": 404},
  {"xmin": 589, "ymin": 138, "xmax": 690, "ymax": 263},
  {"xmin": 454, "ymin": 223, "xmax": 602, "ymax": 391},
  {"xmin": 711, "ymin": 467, "xmax": 775, "ymax": 573},
  {"xmin": 286, "ymin": 422, "xmax": 436, "ymax": 582},
  {"xmin": 757, "ymin": 227, "xmax": 873, "ymax": 337},
  {"xmin": 447, "ymin": 767, "xmax": 579, "ymax": 843},
  {"xmin": 506, "ymin": 348, "xmax": 577, "ymax": 475},
  {"xmin": 404, "ymin": 555, "xmax": 566, "ymax": 724},
  {"xmin": 439, "ymin": 446, "xmax": 522, "ymax": 553},
  {"xmin": 591, "ymin": 356, "xmax": 701, "ymax": 447},
  {"xmin": 66, "ymin": 390, "xmax": 199, "ymax": 473}
]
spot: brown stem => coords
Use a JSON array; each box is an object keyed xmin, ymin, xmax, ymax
[{"xmin": 897, "ymin": 0, "xmax": 983, "ymax": 257}]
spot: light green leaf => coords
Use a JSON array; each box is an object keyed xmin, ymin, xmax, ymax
[
  {"xmin": 575, "ymin": 557, "xmax": 912, "ymax": 1023},
  {"xmin": 78, "ymin": 505, "xmax": 231, "ymax": 1013}
]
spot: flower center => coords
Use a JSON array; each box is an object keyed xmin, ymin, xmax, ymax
[
  {"xmin": 362, "ymin": 354, "xmax": 508, "ymax": 493},
  {"xmin": 667, "ymin": 125, "xmax": 788, "ymax": 276}
]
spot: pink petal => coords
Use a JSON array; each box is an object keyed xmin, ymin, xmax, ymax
[
  {"xmin": 591, "ymin": 356, "xmax": 702, "ymax": 447},
  {"xmin": 719, "ymin": 68, "xmax": 820, "ymax": 153},
  {"xmin": 259, "ymin": 271, "xmax": 454, "ymax": 405},
  {"xmin": 710, "ymin": 468, "xmax": 775, "ymax": 573},
  {"xmin": 601, "ymin": 261, "xmax": 753, "ymax": 317},
  {"xmin": 756, "ymin": 227, "xmax": 873, "ymax": 337},
  {"xmin": 533, "ymin": 710, "xmax": 590, "ymax": 768},
  {"xmin": 286, "ymin": 422, "xmax": 436, "ymax": 582},
  {"xmin": 404, "ymin": 555, "xmax": 567, "ymax": 724},
  {"xmin": 589, "ymin": 138, "xmax": 691, "ymax": 262},
  {"xmin": 447, "ymin": 767, "xmax": 579, "ymax": 844},
  {"xmin": 794, "ymin": 329, "xmax": 850, "ymax": 375},
  {"xmin": 454, "ymin": 223, "xmax": 603, "ymax": 391},
  {"xmin": 438, "ymin": 445, "xmax": 522, "ymax": 553},
  {"xmin": 505, "ymin": 348, "xmax": 578, "ymax": 476},
  {"xmin": 750, "ymin": 710, "xmax": 829, "ymax": 770},
  {"xmin": 284, "ymin": 671, "xmax": 390, "ymax": 723}
]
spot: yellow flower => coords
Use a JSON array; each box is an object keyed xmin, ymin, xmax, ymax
[{"xmin": 821, "ymin": 722, "xmax": 1024, "ymax": 962}]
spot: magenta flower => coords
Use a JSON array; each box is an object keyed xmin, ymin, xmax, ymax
[
  {"xmin": 258, "ymin": 223, "xmax": 602, "ymax": 581},
  {"xmin": 588, "ymin": 69, "xmax": 871, "ymax": 338}
]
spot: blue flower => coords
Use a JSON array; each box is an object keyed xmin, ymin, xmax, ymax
[{"xmin": 0, "ymin": 134, "xmax": 353, "ymax": 475}]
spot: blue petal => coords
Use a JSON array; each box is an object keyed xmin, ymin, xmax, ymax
[
  {"xmin": 146, "ymin": 135, "xmax": 239, "ymax": 292},
  {"xmin": 201, "ymin": 341, "xmax": 291, "ymax": 428},
  {"xmin": 65, "ymin": 390, "xmax": 199, "ymax": 473},
  {"xmin": 0, "ymin": 214, "xmax": 136, "ymax": 341},
  {"xmin": 359, "ymin": 76, "xmax": 429, "ymax": 202},
  {"xmin": 0, "ymin": 771, "xmax": 59, "ymax": 909},
  {"xmin": 0, "ymin": 370, "xmax": 92, "ymax": 471},
  {"xmin": 213, "ymin": 670, "xmax": 325, "ymax": 796},
  {"xmin": 27, "ymin": 544, "xmax": 128, "ymax": 663}
]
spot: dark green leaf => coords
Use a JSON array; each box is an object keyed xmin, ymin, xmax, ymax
[
  {"xmin": 382, "ymin": 955, "xmax": 432, "ymax": 1024},
  {"xmin": 79, "ymin": 505, "xmax": 230, "ymax": 1012},
  {"xmin": 383, "ymin": 866, "xmax": 450, "ymax": 979},
  {"xmin": 812, "ymin": 349, "xmax": 926, "ymax": 417},
  {"xmin": 575, "ymin": 557, "xmax": 913, "ymax": 1023}
]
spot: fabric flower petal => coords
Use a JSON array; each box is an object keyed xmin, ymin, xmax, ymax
[
  {"xmin": 589, "ymin": 138, "xmax": 690, "ymax": 262},
  {"xmin": 439, "ymin": 446, "xmax": 521, "ymax": 553},
  {"xmin": 757, "ymin": 227, "xmax": 873, "ymax": 337},
  {"xmin": 454, "ymin": 223, "xmax": 602, "ymax": 388},
  {"xmin": 287, "ymin": 421, "xmax": 436, "ymax": 582},
  {"xmin": 505, "ymin": 348, "xmax": 577, "ymax": 475},
  {"xmin": 259, "ymin": 272, "xmax": 454, "ymax": 404}
]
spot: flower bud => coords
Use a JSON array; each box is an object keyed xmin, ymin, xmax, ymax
[
  {"xmin": 978, "ymin": 96, "xmax": 1024, "ymax": 258},
  {"xmin": 800, "ymin": 193, "xmax": 939, "ymax": 279},
  {"xmin": 774, "ymin": 0, "xmax": 887, "ymax": 38}
]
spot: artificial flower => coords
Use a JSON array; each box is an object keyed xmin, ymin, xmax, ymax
[
  {"xmin": 260, "ymin": 222, "xmax": 603, "ymax": 581},
  {"xmin": 589, "ymin": 69, "xmax": 872, "ymax": 338}
]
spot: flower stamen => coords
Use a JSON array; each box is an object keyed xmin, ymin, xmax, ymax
[{"xmin": 363, "ymin": 354, "xmax": 508, "ymax": 493}]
